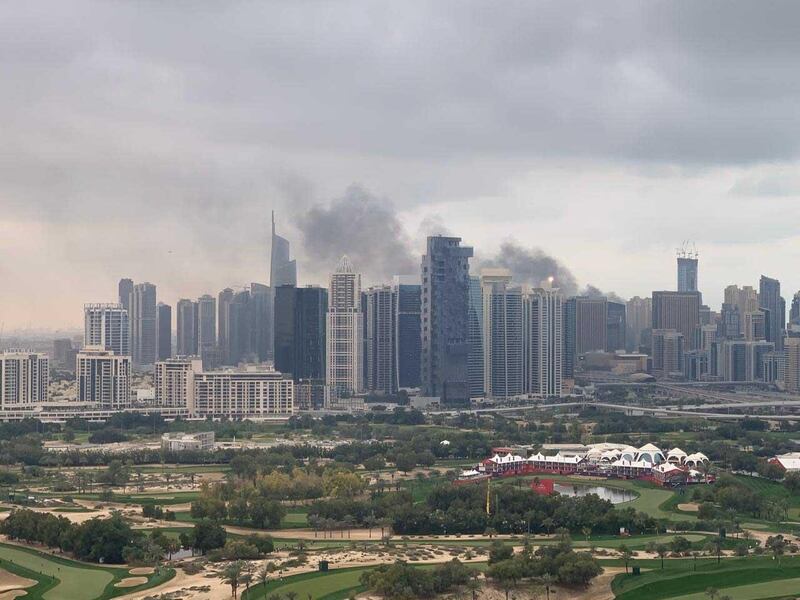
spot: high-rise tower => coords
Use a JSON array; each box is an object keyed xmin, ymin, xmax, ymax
[
  {"xmin": 270, "ymin": 212, "xmax": 297, "ymax": 288},
  {"xmin": 421, "ymin": 236, "xmax": 474, "ymax": 405},
  {"xmin": 676, "ymin": 243, "xmax": 699, "ymax": 293},
  {"xmin": 480, "ymin": 269, "xmax": 523, "ymax": 399},
  {"xmin": 759, "ymin": 275, "xmax": 785, "ymax": 351},
  {"xmin": 130, "ymin": 283, "xmax": 157, "ymax": 366},
  {"xmin": 176, "ymin": 299, "xmax": 199, "ymax": 356},
  {"xmin": 84, "ymin": 303, "xmax": 129, "ymax": 356},
  {"xmin": 326, "ymin": 256, "xmax": 364, "ymax": 400}
]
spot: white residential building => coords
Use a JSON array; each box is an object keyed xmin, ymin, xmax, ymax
[
  {"xmin": 193, "ymin": 369, "xmax": 293, "ymax": 416},
  {"xmin": 480, "ymin": 269, "xmax": 523, "ymax": 398},
  {"xmin": 154, "ymin": 358, "xmax": 293, "ymax": 417},
  {"xmin": 326, "ymin": 255, "xmax": 364, "ymax": 401},
  {"xmin": 76, "ymin": 347, "xmax": 131, "ymax": 408},
  {"xmin": 84, "ymin": 303, "xmax": 130, "ymax": 356},
  {"xmin": 0, "ymin": 350, "xmax": 49, "ymax": 408},
  {"xmin": 154, "ymin": 357, "xmax": 202, "ymax": 408},
  {"xmin": 523, "ymin": 285, "xmax": 564, "ymax": 397}
]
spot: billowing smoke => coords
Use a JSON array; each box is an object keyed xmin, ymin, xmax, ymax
[
  {"xmin": 296, "ymin": 184, "xmax": 417, "ymax": 282},
  {"xmin": 479, "ymin": 242, "xmax": 580, "ymax": 296},
  {"xmin": 479, "ymin": 242, "xmax": 626, "ymax": 301},
  {"xmin": 583, "ymin": 284, "xmax": 626, "ymax": 303}
]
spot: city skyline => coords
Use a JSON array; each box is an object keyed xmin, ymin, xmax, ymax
[{"xmin": 6, "ymin": 4, "xmax": 800, "ymax": 328}]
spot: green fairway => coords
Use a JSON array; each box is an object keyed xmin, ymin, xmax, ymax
[
  {"xmin": 243, "ymin": 567, "xmax": 369, "ymax": 600},
  {"xmin": 613, "ymin": 556, "xmax": 800, "ymax": 600},
  {"xmin": 0, "ymin": 542, "xmax": 174, "ymax": 600},
  {"xmin": 0, "ymin": 543, "xmax": 113, "ymax": 600},
  {"xmin": 673, "ymin": 577, "xmax": 800, "ymax": 600}
]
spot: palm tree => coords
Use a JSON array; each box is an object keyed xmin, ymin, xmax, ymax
[
  {"xmin": 256, "ymin": 565, "xmax": 270, "ymax": 595},
  {"xmin": 466, "ymin": 576, "xmax": 481, "ymax": 600},
  {"xmin": 619, "ymin": 545, "xmax": 633, "ymax": 574},
  {"xmin": 704, "ymin": 588, "xmax": 719, "ymax": 600},
  {"xmin": 285, "ymin": 591, "xmax": 298, "ymax": 600},
  {"xmin": 221, "ymin": 561, "xmax": 244, "ymax": 599},
  {"xmin": 581, "ymin": 526, "xmax": 592, "ymax": 544},
  {"xmin": 656, "ymin": 544, "xmax": 669, "ymax": 569},
  {"xmin": 542, "ymin": 518, "xmax": 555, "ymax": 535},
  {"xmin": 484, "ymin": 527, "xmax": 497, "ymax": 539},
  {"xmin": 538, "ymin": 573, "xmax": 556, "ymax": 600}
]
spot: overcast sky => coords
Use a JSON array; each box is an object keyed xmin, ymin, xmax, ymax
[{"xmin": 3, "ymin": 1, "xmax": 800, "ymax": 330}]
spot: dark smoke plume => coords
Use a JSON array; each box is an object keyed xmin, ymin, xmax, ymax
[
  {"xmin": 479, "ymin": 241, "xmax": 625, "ymax": 301},
  {"xmin": 296, "ymin": 184, "xmax": 417, "ymax": 281},
  {"xmin": 479, "ymin": 242, "xmax": 579, "ymax": 295}
]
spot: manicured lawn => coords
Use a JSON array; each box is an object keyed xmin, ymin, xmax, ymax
[
  {"xmin": 0, "ymin": 543, "xmax": 112, "ymax": 600},
  {"xmin": 674, "ymin": 577, "xmax": 800, "ymax": 600},
  {"xmin": 282, "ymin": 512, "xmax": 309, "ymax": 527},
  {"xmin": 0, "ymin": 542, "xmax": 174, "ymax": 600},
  {"xmin": 242, "ymin": 567, "xmax": 369, "ymax": 600},
  {"xmin": 613, "ymin": 556, "xmax": 800, "ymax": 600}
]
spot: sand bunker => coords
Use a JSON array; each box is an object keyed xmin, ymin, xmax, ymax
[
  {"xmin": 0, "ymin": 590, "xmax": 27, "ymax": 600},
  {"xmin": 115, "ymin": 577, "xmax": 148, "ymax": 588},
  {"xmin": 0, "ymin": 569, "xmax": 36, "ymax": 593},
  {"xmin": 677, "ymin": 503, "xmax": 700, "ymax": 512},
  {"xmin": 128, "ymin": 567, "xmax": 155, "ymax": 575}
]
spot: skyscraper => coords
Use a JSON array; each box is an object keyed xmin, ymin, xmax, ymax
[
  {"xmin": 759, "ymin": 275, "xmax": 785, "ymax": 351},
  {"xmin": 523, "ymin": 286, "xmax": 563, "ymax": 397},
  {"xmin": 574, "ymin": 296, "xmax": 608, "ymax": 356},
  {"xmin": 84, "ymin": 303, "xmax": 129, "ymax": 356},
  {"xmin": 0, "ymin": 351, "xmax": 49, "ymax": 408},
  {"xmin": 155, "ymin": 302, "xmax": 172, "ymax": 361},
  {"xmin": 270, "ymin": 212, "xmax": 297, "ymax": 288},
  {"xmin": 197, "ymin": 295, "xmax": 217, "ymax": 355},
  {"xmin": 274, "ymin": 285, "xmax": 327, "ymax": 382},
  {"xmin": 677, "ymin": 256, "xmax": 698, "ymax": 292},
  {"xmin": 228, "ymin": 290, "xmax": 253, "ymax": 365},
  {"xmin": 176, "ymin": 299, "xmax": 199, "ymax": 356},
  {"xmin": 562, "ymin": 298, "xmax": 577, "ymax": 378},
  {"xmin": 625, "ymin": 296, "xmax": 652, "ymax": 352},
  {"xmin": 130, "ymin": 282, "xmax": 157, "ymax": 366},
  {"xmin": 606, "ymin": 301, "xmax": 626, "ymax": 352},
  {"xmin": 651, "ymin": 329, "xmax": 684, "ymax": 377},
  {"xmin": 421, "ymin": 236, "xmax": 473, "ymax": 405},
  {"xmin": 786, "ymin": 337, "xmax": 800, "ymax": 392},
  {"xmin": 326, "ymin": 256, "xmax": 364, "ymax": 399},
  {"xmin": 393, "ymin": 276, "xmax": 421, "ymax": 390},
  {"xmin": 790, "ymin": 291, "xmax": 800, "ymax": 325},
  {"xmin": 365, "ymin": 285, "xmax": 396, "ymax": 395},
  {"xmin": 652, "ymin": 291, "xmax": 701, "ymax": 350},
  {"xmin": 217, "ymin": 288, "xmax": 234, "ymax": 364},
  {"xmin": 467, "ymin": 275, "xmax": 484, "ymax": 398},
  {"xmin": 480, "ymin": 269, "xmax": 523, "ymax": 399},
  {"xmin": 250, "ymin": 283, "xmax": 273, "ymax": 362},
  {"xmin": 724, "ymin": 285, "xmax": 758, "ymax": 336},
  {"xmin": 118, "ymin": 278, "xmax": 133, "ymax": 314}
]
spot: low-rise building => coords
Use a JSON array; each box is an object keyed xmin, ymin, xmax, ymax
[
  {"xmin": 154, "ymin": 358, "xmax": 293, "ymax": 417},
  {"xmin": 161, "ymin": 431, "xmax": 215, "ymax": 452}
]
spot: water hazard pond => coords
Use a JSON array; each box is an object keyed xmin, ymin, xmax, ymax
[{"xmin": 552, "ymin": 482, "xmax": 637, "ymax": 504}]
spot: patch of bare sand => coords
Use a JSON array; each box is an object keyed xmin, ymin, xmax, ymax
[
  {"xmin": 678, "ymin": 502, "xmax": 700, "ymax": 512},
  {"xmin": 128, "ymin": 567, "xmax": 154, "ymax": 575},
  {"xmin": 115, "ymin": 577, "xmax": 148, "ymax": 588},
  {"xmin": 0, "ymin": 590, "xmax": 27, "ymax": 600},
  {"xmin": 116, "ymin": 568, "xmax": 229, "ymax": 600},
  {"xmin": 0, "ymin": 568, "xmax": 35, "ymax": 593}
]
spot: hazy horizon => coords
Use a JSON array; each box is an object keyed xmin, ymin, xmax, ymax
[{"xmin": 3, "ymin": 2, "xmax": 800, "ymax": 328}]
